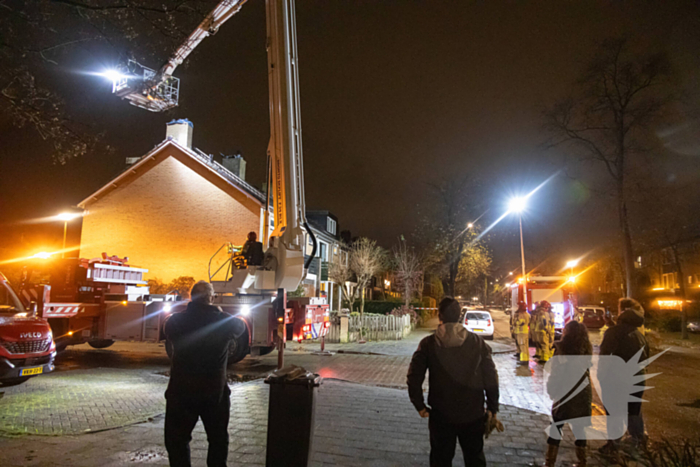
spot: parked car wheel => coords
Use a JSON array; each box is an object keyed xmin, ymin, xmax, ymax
[{"xmin": 88, "ymin": 339, "xmax": 115, "ymax": 349}]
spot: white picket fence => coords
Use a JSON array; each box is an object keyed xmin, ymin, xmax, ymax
[{"xmin": 326, "ymin": 314, "xmax": 412, "ymax": 343}]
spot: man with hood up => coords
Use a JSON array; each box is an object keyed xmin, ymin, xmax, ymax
[
  {"xmin": 598, "ymin": 297, "xmax": 650, "ymax": 452},
  {"xmin": 407, "ymin": 297, "xmax": 500, "ymax": 466}
]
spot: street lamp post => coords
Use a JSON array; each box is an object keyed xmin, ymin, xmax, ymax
[
  {"xmin": 56, "ymin": 212, "xmax": 81, "ymax": 258},
  {"xmin": 509, "ymin": 197, "xmax": 527, "ymax": 305}
]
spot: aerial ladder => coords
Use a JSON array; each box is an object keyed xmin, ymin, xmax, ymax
[{"xmin": 108, "ymin": 0, "xmax": 327, "ymax": 364}]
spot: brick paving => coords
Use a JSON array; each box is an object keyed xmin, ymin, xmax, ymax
[
  {"xmin": 0, "ymin": 317, "xmax": 603, "ymax": 466},
  {"xmin": 0, "ymin": 368, "xmax": 167, "ymax": 435},
  {"xmin": 0, "ymin": 379, "xmax": 594, "ymax": 466}
]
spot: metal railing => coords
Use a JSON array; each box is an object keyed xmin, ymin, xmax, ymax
[{"xmin": 192, "ymin": 148, "xmax": 265, "ymax": 201}]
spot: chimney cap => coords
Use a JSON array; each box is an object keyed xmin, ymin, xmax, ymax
[{"xmin": 166, "ymin": 118, "xmax": 193, "ymax": 128}]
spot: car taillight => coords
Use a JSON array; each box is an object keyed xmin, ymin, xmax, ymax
[
  {"xmin": 324, "ymin": 322, "xmax": 330, "ymax": 329},
  {"xmin": 487, "ymin": 319, "xmax": 491, "ymax": 326}
]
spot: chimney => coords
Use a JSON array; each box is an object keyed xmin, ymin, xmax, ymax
[
  {"xmin": 221, "ymin": 153, "xmax": 246, "ymax": 180},
  {"xmin": 166, "ymin": 119, "xmax": 193, "ymax": 148}
]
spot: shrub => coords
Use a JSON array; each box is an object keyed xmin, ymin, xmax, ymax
[
  {"xmin": 599, "ymin": 438, "xmax": 700, "ymax": 467},
  {"xmin": 390, "ymin": 305, "xmax": 420, "ymax": 326},
  {"xmin": 341, "ymin": 300, "xmax": 425, "ymax": 315}
]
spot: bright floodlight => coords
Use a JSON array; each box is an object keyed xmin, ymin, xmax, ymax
[
  {"xmin": 467, "ymin": 223, "xmax": 474, "ymax": 229},
  {"xmin": 56, "ymin": 212, "xmax": 81, "ymax": 222},
  {"xmin": 240, "ymin": 305, "xmax": 251, "ymax": 316},
  {"xmin": 32, "ymin": 252, "xmax": 52, "ymax": 259},
  {"xmin": 509, "ymin": 197, "xmax": 527, "ymax": 213},
  {"xmin": 100, "ymin": 69, "xmax": 124, "ymax": 82},
  {"xmin": 566, "ymin": 259, "xmax": 579, "ymax": 269}
]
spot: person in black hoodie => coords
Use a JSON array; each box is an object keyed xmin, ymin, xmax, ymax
[
  {"xmin": 164, "ymin": 281, "xmax": 246, "ymax": 467},
  {"xmin": 598, "ymin": 297, "xmax": 650, "ymax": 452},
  {"xmin": 407, "ymin": 297, "xmax": 500, "ymax": 467}
]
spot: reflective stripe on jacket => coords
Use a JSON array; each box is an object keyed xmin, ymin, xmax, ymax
[{"xmin": 513, "ymin": 312, "xmax": 530, "ymax": 334}]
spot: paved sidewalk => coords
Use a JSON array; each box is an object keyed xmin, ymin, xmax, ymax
[
  {"xmin": 0, "ymin": 380, "xmax": 593, "ymax": 467},
  {"xmin": 0, "ymin": 368, "xmax": 167, "ymax": 435}
]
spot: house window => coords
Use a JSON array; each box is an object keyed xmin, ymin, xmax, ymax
[
  {"xmin": 327, "ymin": 218, "xmax": 337, "ymax": 235},
  {"xmin": 320, "ymin": 242, "xmax": 328, "ymax": 261}
]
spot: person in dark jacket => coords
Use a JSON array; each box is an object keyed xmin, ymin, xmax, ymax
[
  {"xmin": 241, "ymin": 231, "xmax": 264, "ymax": 266},
  {"xmin": 407, "ymin": 297, "xmax": 500, "ymax": 467},
  {"xmin": 164, "ymin": 281, "xmax": 246, "ymax": 467},
  {"xmin": 598, "ymin": 298, "xmax": 649, "ymax": 452},
  {"xmin": 544, "ymin": 320, "xmax": 592, "ymax": 467}
]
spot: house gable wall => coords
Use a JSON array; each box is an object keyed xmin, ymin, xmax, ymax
[{"xmin": 79, "ymin": 155, "xmax": 260, "ymax": 283}]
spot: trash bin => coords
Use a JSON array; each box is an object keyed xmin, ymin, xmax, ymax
[{"xmin": 265, "ymin": 366, "xmax": 322, "ymax": 467}]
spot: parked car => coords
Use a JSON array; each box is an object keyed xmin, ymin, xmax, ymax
[
  {"xmin": 578, "ymin": 306, "xmax": 606, "ymax": 329},
  {"xmin": 462, "ymin": 310, "xmax": 494, "ymax": 340},
  {"xmin": 0, "ymin": 273, "xmax": 56, "ymax": 386},
  {"xmin": 688, "ymin": 321, "xmax": 700, "ymax": 333}
]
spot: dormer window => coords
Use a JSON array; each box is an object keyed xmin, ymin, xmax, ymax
[{"xmin": 327, "ymin": 217, "xmax": 337, "ymax": 235}]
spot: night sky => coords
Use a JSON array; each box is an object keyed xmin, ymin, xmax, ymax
[{"xmin": 1, "ymin": 0, "xmax": 699, "ymax": 270}]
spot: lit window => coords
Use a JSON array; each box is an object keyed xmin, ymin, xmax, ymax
[{"xmin": 327, "ymin": 218, "xmax": 337, "ymax": 235}]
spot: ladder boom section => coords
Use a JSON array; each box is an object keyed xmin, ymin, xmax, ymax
[
  {"xmin": 266, "ymin": 0, "xmax": 307, "ymax": 292},
  {"xmin": 158, "ymin": 0, "xmax": 248, "ymax": 78}
]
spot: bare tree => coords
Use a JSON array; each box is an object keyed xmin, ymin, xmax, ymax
[
  {"xmin": 328, "ymin": 251, "xmax": 358, "ymax": 312},
  {"xmin": 392, "ymin": 238, "xmax": 423, "ymax": 307},
  {"xmin": 417, "ymin": 177, "xmax": 486, "ymax": 296},
  {"xmin": 349, "ymin": 237, "xmax": 387, "ymax": 341},
  {"xmin": 0, "ymin": 1, "xmax": 215, "ymax": 163},
  {"xmin": 545, "ymin": 37, "xmax": 674, "ymax": 299}
]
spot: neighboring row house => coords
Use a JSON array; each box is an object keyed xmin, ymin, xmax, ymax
[
  {"xmin": 77, "ymin": 120, "xmax": 350, "ymax": 311},
  {"xmin": 637, "ymin": 235, "xmax": 700, "ymax": 300}
]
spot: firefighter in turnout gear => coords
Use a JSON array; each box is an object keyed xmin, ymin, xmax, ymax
[
  {"xmin": 538, "ymin": 301, "xmax": 555, "ymax": 363},
  {"xmin": 531, "ymin": 303, "xmax": 544, "ymax": 360},
  {"xmin": 513, "ymin": 303, "xmax": 530, "ymax": 365}
]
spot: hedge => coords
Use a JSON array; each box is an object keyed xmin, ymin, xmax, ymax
[{"xmin": 342, "ymin": 300, "xmax": 424, "ymax": 315}]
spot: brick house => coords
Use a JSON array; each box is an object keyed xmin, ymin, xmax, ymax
[{"xmin": 78, "ymin": 120, "xmax": 266, "ymax": 283}]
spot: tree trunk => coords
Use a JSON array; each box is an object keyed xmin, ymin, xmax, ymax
[
  {"xmin": 617, "ymin": 178, "xmax": 636, "ymax": 298},
  {"xmin": 672, "ymin": 246, "xmax": 689, "ymax": 340}
]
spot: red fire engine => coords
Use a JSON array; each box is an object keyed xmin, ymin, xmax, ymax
[
  {"xmin": 0, "ymin": 272, "xmax": 56, "ymax": 386},
  {"xmin": 510, "ymin": 276, "xmax": 578, "ymax": 338},
  {"xmin": 18, "ymin": 252, "xmax": 329, "ymax": 363}
]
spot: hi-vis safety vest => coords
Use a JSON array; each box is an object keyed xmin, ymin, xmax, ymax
[{"xmin": 514, "ymin": 312, "xmax": 530, "ymax": 334}]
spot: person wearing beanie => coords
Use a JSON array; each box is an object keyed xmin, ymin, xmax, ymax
[{"xmin": 598, "ymin": 297, "xmax": 650, "ymax": 452}]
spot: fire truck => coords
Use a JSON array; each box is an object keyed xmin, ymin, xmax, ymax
[
  {"xmin": 17, "ymin": 252, "xmax": 329, "ymax": 362},
  {"xmin": 18, "ymin": 253, "xmax": 177, "ymax": 352},
  {"xmin": 103, "ymin": 0, "xmax": 330, "ymax": 365},
  {"xmin": 0, "ymin": 272, "xmax": 56, "ymax": 386},
  {"xmin": 510, "ymin": 276, "xmax": 577, "ymax": 338}
]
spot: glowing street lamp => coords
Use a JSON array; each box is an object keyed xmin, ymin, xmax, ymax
[
  {"xmin": 508, "ymin": 196, "xmax": 528, "ymax": 284},
  {"xmin": 32, "ymin": 252, "xmax": 53, "ymax": 260},
  {"xmin": 566, "ymin": 259, "xmax": 579, "ymax": 278},
  {"xmin": 55, "ymin": 212, "xmax": 82, "ymax": 258}
]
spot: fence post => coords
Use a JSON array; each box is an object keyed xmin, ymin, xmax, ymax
[{"xmin": 339, "ymin": 309, "xmax": 349, "ymax": 343}]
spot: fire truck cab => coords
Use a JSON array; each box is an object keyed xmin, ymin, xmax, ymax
[
  {"xmin": 511, "ymin": 276, "xmax": 577, "ymax": 338},
  {"xmin": 0, "ymin": 272, "xmax": 56, "ymax": 386}
]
